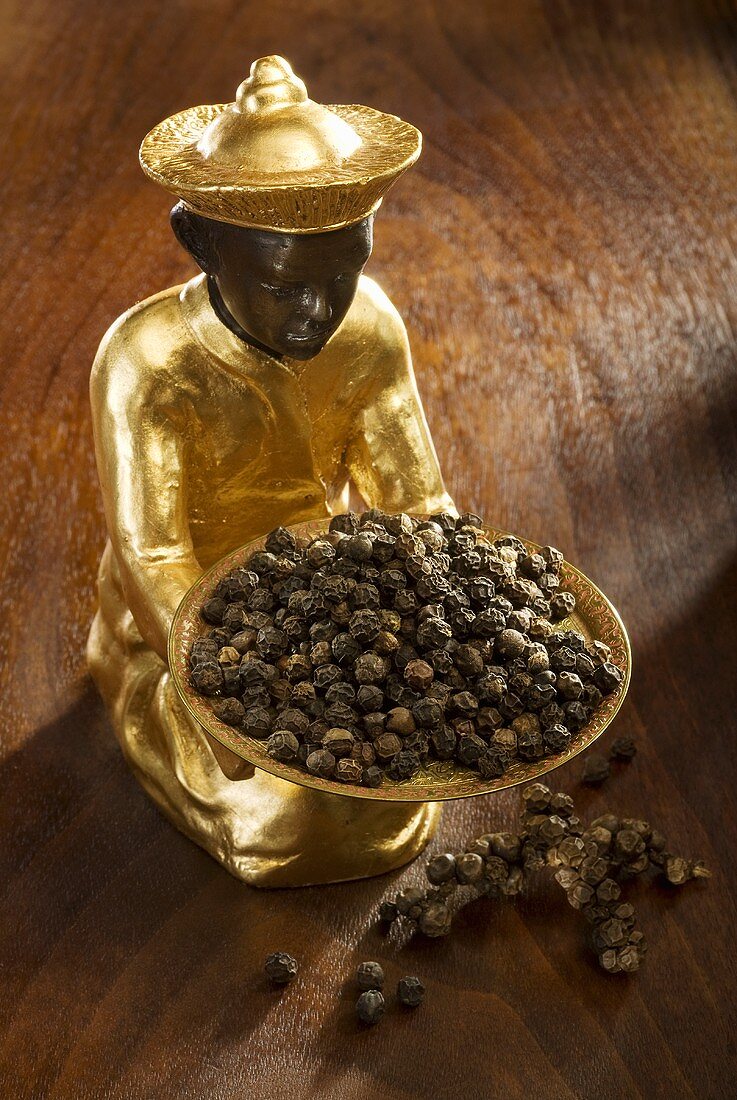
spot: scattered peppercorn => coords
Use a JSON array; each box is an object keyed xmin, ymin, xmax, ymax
[
  {"xmin": 189, "ymin": 512, "xmax": 625, "ymax": 788},
  {"xmin": 610, "ymin": 736, "xmax": 637, "ymax": 762},
  {"xmin": 356, "ymin": 961, "xmax": 385, "ymax": 990},
  {"xmin": 397, "ymin": 976, "xmax": 425, "ymax": 1007},
  {"xmin": 356, "ymin": 989, "xmax": 385, "ymax": 1025},
  {"xmin": 581, "ymin": 753, "xmax": 611, "ymax": 786},
  {"xmin": 378, "ymin": 900, "xmax": 398, "ymax": 923},
  {"xmin": 264, "ymin": 952, "xmax": 298, "ymax": 984},
  {"xmin": 663, "ymin": 856, "xmax": 710, "ymax": 885}
]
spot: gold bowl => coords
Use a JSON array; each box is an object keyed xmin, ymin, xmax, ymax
[{"xmin": 169, "ymin": 520, "xmax": 631, "ymax": 802}]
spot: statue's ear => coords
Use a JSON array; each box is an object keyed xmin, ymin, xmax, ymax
[{"xmin": 170, "ymin": 202, "xmax": 216, "ymax": 274}]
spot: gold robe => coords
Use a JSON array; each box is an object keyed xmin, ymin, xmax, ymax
[{"xmin": 87, "ymin": 271, "xmax": 455, "ymax": 885}]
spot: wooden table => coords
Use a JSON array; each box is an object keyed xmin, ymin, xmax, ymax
[{"xmin": 2, "ymin": 2, "xmax": 736, "ymax": 1096}]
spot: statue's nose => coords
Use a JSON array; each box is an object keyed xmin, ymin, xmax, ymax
[{"xmin": 302, "ymin": 289, "xmax": 331, "ymax": 327}]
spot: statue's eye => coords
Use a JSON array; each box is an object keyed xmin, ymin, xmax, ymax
[{"xmin": 261, "ymin": 282, "xmax": 294, "ymax": 299}]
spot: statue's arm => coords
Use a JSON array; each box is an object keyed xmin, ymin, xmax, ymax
[
  {"xmin": 345, "ymin": 297, "xmax": 457, "ymax": 516},
  {"xmin": 90, "ymin": 322, "xmax": 202, "ymax": 662}
]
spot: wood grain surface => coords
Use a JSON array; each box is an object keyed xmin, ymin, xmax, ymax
[{"xmin": 1, "ymin": 1, "xmax": 736, "ymax": 1096}]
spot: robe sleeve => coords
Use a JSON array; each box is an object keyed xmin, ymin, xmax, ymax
[
  {"xmin": 344, "ymin": 297, "xmax": 456, "ymax": 517},
  {"xmin": 90, "ymin": 313, "xmax": 202, "ymax": 662}
]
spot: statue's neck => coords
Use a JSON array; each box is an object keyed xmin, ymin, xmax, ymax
[{"xmin": 206, "ymin": 276, "xmax": 284, "ymax": 361}]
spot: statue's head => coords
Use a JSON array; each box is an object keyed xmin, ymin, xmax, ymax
[
  {"xmin": 141, "ymin": 55, "xmax": 421, "ymax": 358},
  {"xmin": 171, "ymin": 203, "xmax": 373, "ymax": 360}
]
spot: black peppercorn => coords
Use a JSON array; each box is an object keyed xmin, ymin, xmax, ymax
[
  {"xmin": 242, "ymin": 706, "xmax": 273, "ymax": 739},
  {"xmin": 402, "ymin": 658, "xmax": 433, "ymax": 691},
  {"xmin": 305, "ymin": 748, "xmax": 336, "ymax": 778},
  {"xmin": 356, "ymin": 989, "xmax": 385, "ymax": 1025},
  {"xmin": 349, "ymin": 739, "xmax": 376, "ymax": 766},
  {"xmin": 356, "ymin": 961, "xmax": 384, "ymax": 991},
  {"xmin": 416, "ymin": 615, "xmax": 452, "ymax": 649},
  {"xmin": 266, "ymin": 730, "xmax": 300, "ymax": 762},
  {"xmin": 191, "ymin": 637, "xmax": 218, "ymax": 661},
  {"xmin": 386, "ymin": 749, "xmax": 421, "ymax": 781},
  {"xmin": 490, "ymin": 728, "xmax": 517, "ymax": 757},
  {"xmin": 549, "ymin": 591, "xmax": 576, "ymax": 621},
  {"xmin": 543, "ymin": 723, "xmax": 571, "ymax": 752},
  {"xmin": 191, "ymin": 658, "xmax": 225, "ymax": 698},
  {"xmin": 417, "ymin": 900, "xmax": 452, "ymax": 937},
  {"xmin": 411, "ymin": 698, "xmax": 443, "ymax": 730},
  {"xmin": 201, "ymin": 596, "xmax": 227, "ymax": 625},
  {"xmin": 329, "ymin": 512, "xmax": 359, "ymax": 535},
  {"xmin": 428, "ymin": 511, "xmax": 454, "ymax": 532},
  {"xmin": 455, "ymin": 852, "xmax": 484, "ymax": 884},
  {"xmin": 321, "ymin": 727, "xmax": 354, "ymax": 758},
  {"xmin": 397, "ymin": 976, "xmax": 425, "ymax": 1007},
  {"xmin": 494, "ymin": 629, "xmax": 527, "ymax": 660},
  {"xmin": 212, "ymin": 697, "xmax": 245, "ymax": 726},
  {"xmin": 610, "ymin": 736, "xmax": 637, "ymax": 761},
  {"xmin": 456, "ymin": 732, "xmax": 487, "ymax": 766},
  {"xmin": 378, "ymin": 900, "xmax": 398, "ymax": 922},
  {"xmin": 593, "ymin": 662, "xmax": 624, "ymax": 693},
  {"xmin": 564, "ymin": 701, "xmax": 590, "ymax": 731},
  {"xmin": 516, "ymin": 727, "xmax": 544, "ymax": 759},
  {"xmin": 581, "ymin": 753, "xmax": 611, "ymax": 785},
  {"xmin": 476, "ymin": 750, "xmax": 506, "ymax": 778},
  {"xmin": 373, "ymin": 732, "xmax": 402, "ymax": 762},
  {"xmin": 256, "ymin": 626, "xmax": 288, "ymax": 661},
  {"xmin": 331, "ymin": 632, "xmax": 362, "ymax": 667},
  {"xmin": 354, "ymin": 652, "xmax": 388, "ymax": 684},
  {"xmin": 324, "ymin": 681, "xmax": 356, "ymax": 706},
  {"xmin": 349, "ymin": 608, "xmax": 381, "ymax": 644},
  {"xmin": 277, "ymin": 707, "xmax": 310, "ymax": 735},
  {"xmin": 426, "ymin": 853, "xmax": 456, "ymax": 884},
  {"xmin": 354, "ymin": 684, "xmax": 383, "ymax": 713},
  {"xmin": 557, "ymin": 671, "xmax": 584, "ymax": 699},
  {"xmin": 386, "ymin": 707, "xmax": 416, "ymax": 735},
  {"xmin": 430, "ymin": 725, "xmax": 457, "ymax": 759},
  {"xmin": 331, "ymin": 757, "xmax": 360, "ymax": 783},
  {"xmin": 265, "ymin": 952, "xmax": 298, "ymax": 984}
]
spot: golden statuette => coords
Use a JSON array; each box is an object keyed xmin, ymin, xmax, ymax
[{"xmin": 87, "ymin": 56, "xmax": 455, "ymax": 886}]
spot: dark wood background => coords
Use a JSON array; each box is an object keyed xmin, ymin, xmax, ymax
[{"xmin": 1, "ymin": 1, "xmax": 736, "ymax": 1096}]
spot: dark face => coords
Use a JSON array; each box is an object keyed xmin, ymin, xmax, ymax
[{"xmin": 171, "ymin": 204, "xmax": 373, "ymax": 360}]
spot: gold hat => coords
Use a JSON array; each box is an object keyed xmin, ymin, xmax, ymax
[{"xmin": 139, "ymin": 55, "xmax": 422, "ymax": 233}]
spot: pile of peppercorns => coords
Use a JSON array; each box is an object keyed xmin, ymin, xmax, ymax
[
  {"xmin": 188, "ymin": 511, "xmax": 624, "ymax": 788},
  {"xmin": 380, "ymin": 782, "xmax": 709, "ymax": 973}
]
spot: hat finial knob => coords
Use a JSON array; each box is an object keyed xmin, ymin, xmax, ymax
[{"xmin": 236, "ymin": 55, "xmax": 308, "ymax": 115}]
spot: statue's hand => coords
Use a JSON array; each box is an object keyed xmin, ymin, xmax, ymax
[
  {"xmin": 147, "ymin": 561, "xmax": 258, "ymax": 782},
  {"xmin": 119, "ymin": 557, "xmax": 202, "ymax": 664},
  {"xmin": 204, "ymin": 736, "xmax": 256, "ymax": 781}
]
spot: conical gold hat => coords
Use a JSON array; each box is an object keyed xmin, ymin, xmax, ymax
[{"xmin": 140, "ymin": 56, "xmax": 422, "ymax": 233}]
